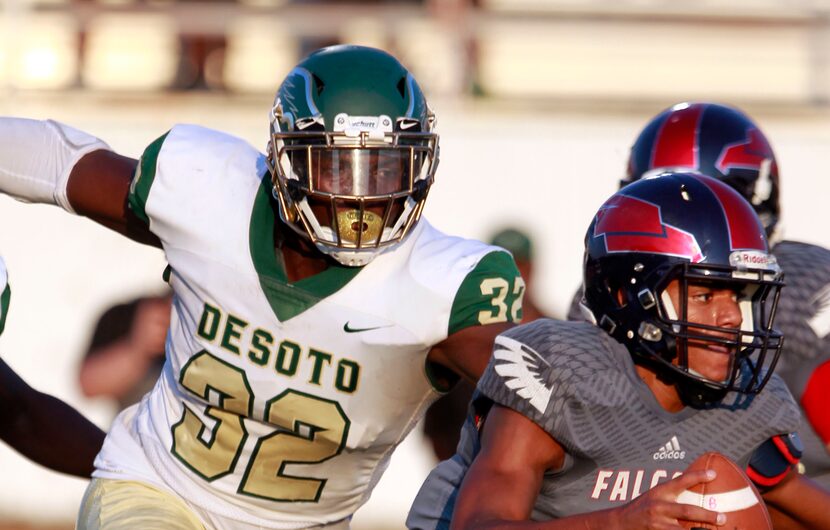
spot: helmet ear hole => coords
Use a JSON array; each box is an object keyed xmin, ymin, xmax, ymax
[{"xmin": 311, "ymin": 73, "xmax": 325, "ymax": 95}]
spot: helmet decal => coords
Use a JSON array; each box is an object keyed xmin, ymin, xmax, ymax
[
  {"xmin": 650, "ymin": 103, "xmax": 703, "ymax": 170},
  {"xmin": 715, "ymin": 128, "xmax": 775, "ymax": 175},
  {"xmin": 593, "ymin": 194, "xmax": 704, "ymax": 262},
  {"xmin": 279, "ymin": 67, "xmax": 320, "ymax": 120},
  {"xmin": 625, "ymin": 102, "xmax": 781, "ymax": 239},
  {"xmin": 696, "ymin": 175, "xmax": 767, "ymax": 251}
]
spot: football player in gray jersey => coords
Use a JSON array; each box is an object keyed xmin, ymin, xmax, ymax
[
  {"xmin": 408, "ymin": 172, "xmax": 830, "ymax": 529},
  {"xmin": 567, "ymin": 102, "xmax": 830, "ymax": 489}
]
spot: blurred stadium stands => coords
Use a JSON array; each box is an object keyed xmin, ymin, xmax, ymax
[
  {"xmin": 0, "ymin": 2, "xmax": 828, "ymax": 530},
  {"xmin": 0, "ymin": 0, "xmax": 828, "ymax": 104}
]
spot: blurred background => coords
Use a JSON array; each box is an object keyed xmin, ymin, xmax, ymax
[{"xmin": 0, "ymin": 0, "xmax": 829, "ymax": 528}]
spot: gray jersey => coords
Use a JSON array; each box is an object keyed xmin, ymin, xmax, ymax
[
  {"xmin": 408, "ymin": 319, "xmax": 800, "ymax": 528},
  {"xmin": 771, "ymin": 240, "xmax": 830, "ymax": 485},
  {"xmin": 565, "ymin": 240, "xmax": 830, "ymax": 486}
]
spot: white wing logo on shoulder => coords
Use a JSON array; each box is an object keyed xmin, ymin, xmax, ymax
[
  {"xmin": 808, "ymin": 283, "xmax": 830, "ymax": 339},
  {"xmin": 493, "ymin": 336, "xmax": 553, "ymax": 414}
]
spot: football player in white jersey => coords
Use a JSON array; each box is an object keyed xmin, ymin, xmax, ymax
[
  {"xmin": 0, "ymin": 256, "xmax": 105, "ymax": 477},
  {"xmin": 0, "ymin": 45, "xmax": 523, "ymax": 529}
]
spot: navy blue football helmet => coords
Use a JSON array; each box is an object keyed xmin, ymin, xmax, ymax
[
  {"xmin": 624, "ymin": 102, "xmax": 780, "ymax": 239},
  {"xmin": 583, "ymin": 172, "xmax": 784, "ymax": 406}
]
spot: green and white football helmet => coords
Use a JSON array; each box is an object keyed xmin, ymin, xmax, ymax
[{"xmin": 268, "ymin": 45, "xmax": 440, "ymax": 267}]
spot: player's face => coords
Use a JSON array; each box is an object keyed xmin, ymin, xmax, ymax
[
  {"xmin": 665, "ymin": 279, "xmax": 743, "ymax": 383},
  {"xmin": 301, "ymin": 149, "xmax": 409, "ymax": 245}
]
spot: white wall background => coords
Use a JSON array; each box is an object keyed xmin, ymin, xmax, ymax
[{"xmin": 0, "ymin": 93, "xmax": 827, "ymax": 527}]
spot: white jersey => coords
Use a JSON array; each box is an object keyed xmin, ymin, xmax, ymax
[{"xmin": 93, "ymin": 125, "xmax": 522, "ymax": 529}]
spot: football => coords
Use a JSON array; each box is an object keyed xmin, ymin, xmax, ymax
[{"xmin": 677, "ymin": 452, "xmax": 772, "ymax": 530}]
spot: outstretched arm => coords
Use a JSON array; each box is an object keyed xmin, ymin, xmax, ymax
[
  {"xmin": 450, "ymin": 404, "xmax": 725, "ymax": 530},
  {"xmin": 0, "ymin": 118, "xmax": 159, "ymax": 247},
  {"xmin": 0, "ymin": 358, "xmax": 105, "ymax": 478},
  {"xmin": 67, "ymin": 149, "xmax": 160, "ymax": 246}
]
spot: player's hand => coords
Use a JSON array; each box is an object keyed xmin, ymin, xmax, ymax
[
  {"xmin": 612, "ymin": 470, "xmax": 726, "ymax": 529},
  {"xmin": 128, "ymin": 296, "xmax": 171, "ymax": 357}
]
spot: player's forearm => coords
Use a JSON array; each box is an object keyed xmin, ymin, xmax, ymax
[
  {"xmin": 0, "ymin": 117, "xmax": 109, "ymax": 211},
  {"xmin": 768, "ymin": 504, "xmax": 813, "ymax": 530},
  {"xmin": 0, "ymin": 389, "xmax": 104, "ymax": 477},
  {"xmin": 764, "ymin": 473, "xmax": 830, "ymax": 529}
]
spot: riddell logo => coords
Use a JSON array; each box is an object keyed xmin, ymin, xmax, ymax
[
  {"xmin": 652, "ymin": 436, "xmax": 686, "ymax": 460},
  {"xmin": 730, "ymin": 251, "xmax": 775, "ymax": 267}
]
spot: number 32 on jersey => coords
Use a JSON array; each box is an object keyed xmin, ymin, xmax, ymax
[
  {"xmin": 171, "ymin": 351, "xmax": 349, "ymax": 503},
  {"xmin": 478, "ymin": 276, "xmax": 525, "ymax": 325}
]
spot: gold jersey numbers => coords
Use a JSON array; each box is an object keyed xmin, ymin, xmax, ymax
[{"xmin": 172, "ymin": 351, "xmax": 350, "ymax": 503}]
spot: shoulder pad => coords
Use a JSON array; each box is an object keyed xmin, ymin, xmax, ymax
[{"xmin": 447, "ymin": 250, "xmax": 522, "ymax": 335}]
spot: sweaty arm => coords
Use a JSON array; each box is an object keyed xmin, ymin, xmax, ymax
[
  {"xmin": 451, "ymin": 405, "xmax": 724, "ymax": 530},
  {"xmin": 429, "ymin": 321, "xmax": 514, "ymax": 384},
  {"xmin": 0, "ymin": 118, "xmax": 158, "ymax": 246},
  {"xmin": 0, "ymin": 358, "xmax": 105, "ymax": 478}
]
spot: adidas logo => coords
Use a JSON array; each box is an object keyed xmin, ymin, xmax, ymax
[{"xmin": 652, "ymin": 436, "xmax": 686, "ymax": 460}]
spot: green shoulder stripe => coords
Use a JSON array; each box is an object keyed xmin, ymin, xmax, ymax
[
  {"xmin": 128, "ymin": 131, "xmax": 169, "ymax": 225},
  {"xmin": 448, "ymin": 250, "xmax": 524, "ymax": 336},
  {"xmin": 0, "ymin": 282, "xmax": 10, "ymax": 336}
]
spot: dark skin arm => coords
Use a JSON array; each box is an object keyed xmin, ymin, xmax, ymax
[
  {"xmin": 762, "ymin": 469, "xmax": 830, "ymax": 529},
  {"xmin": 427, "ymin": 322, "xmax": 515, "ymax": 385},
  {"xmin": 768, "ymin": 505, "xmax": 812, "ymax": 530},
  {"xmin": 451, "ymin": 404, "xmax": 725, "ymax": 530},
  {"xmin": 67, "ymin": 150, "xmax": 160, "ymax": 248},
  {"xmin": 0, "ymin": 358, "xmax": 105, "ymax": 478}
]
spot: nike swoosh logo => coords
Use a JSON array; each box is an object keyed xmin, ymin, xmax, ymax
[{"xmin": 343, "ymin": 322, "xmax": 390, "ymax": 333}]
